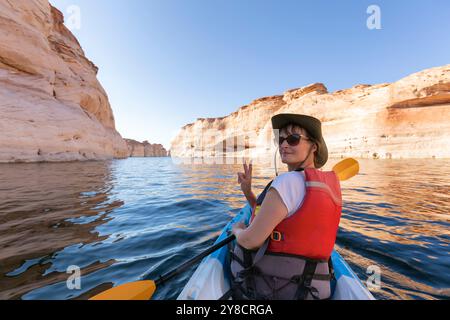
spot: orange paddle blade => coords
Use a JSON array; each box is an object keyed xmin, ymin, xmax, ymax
[
  {"xmin": 333, "ymin": 158, "xmax": 359, "ymax": 181},
  {"xmin": 89, "ymin": 280, "xmax": 156, "ymax": 300}
]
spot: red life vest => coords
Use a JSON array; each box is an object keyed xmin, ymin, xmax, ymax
[{"xmin": 251, "ymin": 169, "xmax": 342, "ymax": 260}]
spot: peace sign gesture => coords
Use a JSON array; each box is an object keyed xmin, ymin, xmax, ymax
[{"xmin": 238, "ymin": 160, "xmax": 253, "ymax": 200}]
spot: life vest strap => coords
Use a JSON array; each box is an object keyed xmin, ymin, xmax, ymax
[
  {"xmin": 294, "ymin": 260, "xmax": 319, "ymax": 300},
  {"xmin": 228, "ymin": 242, "xmax": 333, "ymax": 300}
]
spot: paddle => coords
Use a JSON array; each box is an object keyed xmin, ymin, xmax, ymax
[
  {"xmin": 90, "ymin": 158, "xmax": 360, "ymax": 300},
  {"xmin": 332, "ymin": 158, "xmax": 359, "ymax": 182},
  {"xmin": 90, "ymin": 235, "xmax": 236, "ymax": 300}
]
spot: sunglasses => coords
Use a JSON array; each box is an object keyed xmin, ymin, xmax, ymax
[{"xmin": 277, "ymin": 134, "xmax": 310, "ymax": 147}]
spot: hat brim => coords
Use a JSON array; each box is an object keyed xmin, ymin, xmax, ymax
[{"xmin": 271, "ymin": 114, "xmax": 328, "ymax": 168}]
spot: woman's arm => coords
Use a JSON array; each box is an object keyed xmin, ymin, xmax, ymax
[
  {"xmin": 243, "ymin": 191, "xmax": 257, "ymax": 208},
  {"xmin": 232, "ymin": 188, "xmax": 288, "ymax": 250}
]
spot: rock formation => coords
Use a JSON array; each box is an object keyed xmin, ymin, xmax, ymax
[
  {"xmin": 170, "ymin": 65, "xmax": 450, "ymax": 161},
  {"xmin": 0, "ymin": 0, "xmax": 128, "ymax": 162},
  {"xmin": 125, "ymin": 139, "xmax": 168, "ymax": 157},
  {"xmin": 143, "ymin": 142, "xmax": 168, "ymax": 157}
]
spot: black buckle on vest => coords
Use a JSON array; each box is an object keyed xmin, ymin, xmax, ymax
[
  {"xmin": 271, "ymin": 231, "xmax": 283, "ymax": 242},
  {"xmin": 238, "ymin": 266, "xmax": 261, "ymax": 279},
  {"xmin": 290, "ymin": 275, "xmax": 305, "ymax": 284}
]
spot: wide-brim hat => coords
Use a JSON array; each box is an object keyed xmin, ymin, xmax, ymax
[{"xmin": 271, "ymin": 113, "xmax": 328, "ymax": 168}]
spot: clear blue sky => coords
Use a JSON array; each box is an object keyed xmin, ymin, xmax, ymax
[{"xmin": 50, "ymin": 0, "xmax": 450, "ymax": 149}]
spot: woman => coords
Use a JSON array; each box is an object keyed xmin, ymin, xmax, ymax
[{"xmin": 228, "ymin": 114, "xmax": 342, "ymax": 300}]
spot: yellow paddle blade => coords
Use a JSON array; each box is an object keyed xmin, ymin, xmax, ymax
[
  {"xmin": 333, "ymin": 158, "xmax": 359, "ymax": 181},
  {"xmin": 89, "ymin": 280, "xmax": 156, "ymax": 300}
]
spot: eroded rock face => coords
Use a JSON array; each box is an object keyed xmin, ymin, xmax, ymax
[
  {"xmin": 0, "ymin": 0, "xmax": 128, "ymax": 162},
  {"xmin": 170, "ymin": 65, "xmax": 450, "ymax": 160},
  {"xmin": 125, "ymin": 139, "xmax": 168, "ymax": 157}
]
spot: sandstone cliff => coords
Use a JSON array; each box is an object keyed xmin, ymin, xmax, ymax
[
  {"xmin": 125, "ymin": 139, "xmax": 168, "ymax": 157},
  {"xmin": 0, "ymin": 0, "xmax": 128, "ymax": 162},
  {"xmin": 170, "ymin": 65, "xmax": 450, "ymax": 161}
]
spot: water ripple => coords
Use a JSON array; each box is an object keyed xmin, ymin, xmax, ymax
[{"xmin": 0, "ymin": 158, "xmax": 449, "ymax": 300}]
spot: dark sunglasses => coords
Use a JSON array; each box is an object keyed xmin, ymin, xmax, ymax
[{"xmin": 277, "ymin": 134, "xmax": 309, "ymax": 147}]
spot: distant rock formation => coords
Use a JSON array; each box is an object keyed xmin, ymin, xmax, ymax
[
  {"xmin": 125, "ymin": 139, "xmax": 168, "ymax": 157},
  {"xmin": 170, "ymin": 65, "xmax": 450, "ymax": 160},
  {"xmin": 0, "ymin": 0, "xmax": 128, "ymax": 162}
]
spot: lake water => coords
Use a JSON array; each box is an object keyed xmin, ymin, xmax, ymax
[{"xmin": 0, "ymin": 157, "xmax": 449, "ymax": 300}]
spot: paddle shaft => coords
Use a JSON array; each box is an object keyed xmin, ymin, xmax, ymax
[{"xmin": 148, "ymin": 235, "xmax": 236, "ymax": 286}]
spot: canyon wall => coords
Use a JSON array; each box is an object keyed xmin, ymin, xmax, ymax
[
  {"xmin": 0, "ymin": 0, "xmax": 128, "ymax": 162},
  {"xmin": 170, "ymin": 65, "xmax": 450, "ymax": 161},
  {"xmin": 125, "ymin": 139, "xmax": 168, "ymax": 157}
]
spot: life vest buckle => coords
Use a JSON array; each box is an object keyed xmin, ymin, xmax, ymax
[{"xmin": 271, "ymin": 231, "xmax": 283, "ymax": 242}]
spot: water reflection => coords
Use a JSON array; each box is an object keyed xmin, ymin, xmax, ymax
[
  {"xmin": 333, "ymin": 159, "xmax": 450, "ymax": 299},
  {"xmin": 0, "ymin": 161, "xmax": 121, "ymax": 299},
  {"xmin": 0, "ymin": 158, "xmax": 448, "ymax": 300}
]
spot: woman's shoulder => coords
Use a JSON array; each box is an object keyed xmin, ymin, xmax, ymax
[
  {"xmin": 271, "ymin": 171, "xmax": 305, "ymax": 190},
  {"xmin": 273, "ymin": 171, "xmax": 305, "ymax": 184}
]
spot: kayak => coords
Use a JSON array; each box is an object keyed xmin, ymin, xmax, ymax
[{"xmin": 178, "ymin": 204, "xmax": 375, "ymax": 300}]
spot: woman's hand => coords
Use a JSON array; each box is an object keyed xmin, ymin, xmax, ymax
[
  {"xmin": 231, "ymin": 221, "xmax": 247, "ymax": 236},
  {"xmin": 238, "ymin": 160, "xmax": 252, "ymax": 194},
  {"xmin": 238, "ymin": 160, "xmax": 256, "ymax": 207}
]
